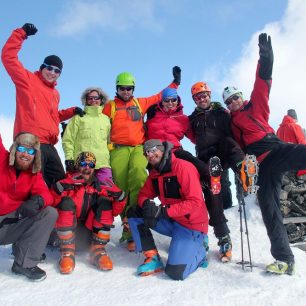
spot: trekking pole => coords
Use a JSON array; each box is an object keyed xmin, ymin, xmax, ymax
[
  {"xmin": 235, "ymin": 175, "xmax": 248, "ymax": 270},
  {"xmin": 236, "ymin": 154, "xmax": 259, "ymax": 271}
]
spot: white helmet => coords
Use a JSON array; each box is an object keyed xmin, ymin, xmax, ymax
[{"xmin": 222, "ymin": 86, "xmax": 243, "ymax": 102}]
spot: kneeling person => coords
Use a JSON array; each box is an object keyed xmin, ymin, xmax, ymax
[
  {"xmin": 0, "ymin": 132, "xmax": 57, "ymax": 281},
  {"xmin": 53, "ymin": 152, "xmax": 126, "ymax": 274},
  {"xmin": 128, "ymin": 140, "xmax": 209, "ymax": 280}
]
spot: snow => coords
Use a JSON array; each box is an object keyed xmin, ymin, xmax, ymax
[{"xmin": 1, "ymin": 195, "xmax": 306, "ymax": 306}]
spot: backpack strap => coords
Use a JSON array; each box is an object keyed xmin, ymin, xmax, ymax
[{"xmin": 109, "ymin": 98, "xmax": 142, "ymax": 122}]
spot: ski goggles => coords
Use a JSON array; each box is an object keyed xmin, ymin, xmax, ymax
[
  {"xmin": 87, "ymin": 96, "xmax": 101, "ymax": 101},
  {"xmin": 193, "ymin": 92, "xmax": 210, "ymax": 102},
  {"xmin": 144, "ymin": 146, "xmax": 159, "ymax": 156},
  {"xmin": 79, "ymin": 161, "xmax": 96, "ymax": 168},
  {"xmin": 16, "ymin": 145, "xmax": 36, "ymax": 155},
  {"xmin": 43, "ymin": 63, "xmax": 61, "ymax": 74},
  {"xmin": 163, "ymin": 98, "xmax": 178, "ymax": 103},
  {"xmin": 225, "ymin": 95, "xmax": 240, "ymax": 106},
  {"xmin": 118, "ymin": 86, "xmax": 134, "ymax": 92}
]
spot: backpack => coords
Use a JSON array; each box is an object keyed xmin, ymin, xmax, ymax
[{"xmin": 109, "ymin": 98, "xmax": 143, "ymax": 122}]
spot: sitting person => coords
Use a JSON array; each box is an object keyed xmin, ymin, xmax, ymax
[
  {"xmin": 62, "ymin": 87, "xmax": 113, "ymax": 183},
  {"xmin": 52, "ymin": 152, "xmax": 126, "ymax": 274},
  {"xmin": 128, "ymin": 140, "xmax": 209, "ymax": 280},
  {"xmin": 0, "ymin": 132, "xmax": 57, "ymax": 281}
]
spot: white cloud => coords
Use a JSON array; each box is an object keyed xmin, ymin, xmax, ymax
[
  {"xmin": 0, "ymin": 115, "xmax": 14, "ymax": 150},
  {"xmin": 208, "ymin": 0, "xmax": 306, "ymax": 130},
  {"xmin": 53, "ymin": 0, "xmax": 163, "ymax": 36}
]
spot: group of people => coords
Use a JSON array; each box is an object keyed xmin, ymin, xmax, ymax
[{"xmin": 1, "ymin": 23, "xmax": 306, "ymax": 282}]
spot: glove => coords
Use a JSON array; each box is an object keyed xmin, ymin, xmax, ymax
[
  {"xmin": 74, "ymin": 107, "xmax": 84, "ymax": 117},
  {"xmin": 142, "ymin": 199, "xmax": 168, "ymax": 228},
  {"xmin": 53, "ymin": 181, "xmax": 75, "ymax": 195},
  {"xmin": 65, "ymin": 160, "xmax": 75, "ymax": 172},
  {"xmin": 17, "ymin": 195, "xmax": 44, "ymax": 218},
  {"xmin": 22, "ymin": 23, "xmax": 38, "ymax": 36},
  {"xmin": 102, "ymin": 179, "xmax": 126, "ymax": 201},
  {"xmin": 172, "ymin": 66, "xmax": 181, "ymax": 85},
  {"xmin": 258, "ymin": 33, "xmax": 273, "ymax": 80}
]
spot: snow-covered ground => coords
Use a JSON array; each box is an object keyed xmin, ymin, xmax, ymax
[{"xmin": 0, "ymin": 195, "xmax": 305, "ymax": 306}]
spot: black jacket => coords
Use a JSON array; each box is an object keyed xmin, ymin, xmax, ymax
[{"xmin": 189, "ymin": 102, "xmax": 244, "ymax": 169}]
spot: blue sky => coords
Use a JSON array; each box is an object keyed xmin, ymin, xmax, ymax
[{"xmin": 1, "ymin": 0, "xmax": 305, "ymax": 149}]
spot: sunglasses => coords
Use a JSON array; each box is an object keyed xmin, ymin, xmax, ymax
[
  {"xmin": 163, "ymin": 98, "xmax": 178, "ymax": 103},
  {"xmin": 144, "ymin": 146, "xmax": 159, "ymax": 156},
  {"xmin": 79, "ymin": 161, "xmax": 96, "ymax": 168},
  {"xmin": 118, "ymin": 86, "xmax": 134, "ymax": 92},
  {"xmin": 87, "ymin": 96, "xmax": 101, "ymax": 101},
  {"xmin": 225, "ymin": 95, "xmax": 240, "ymax": 106},
  {"xmin": 43, "ymin": 63, "xmax": 61, "ymax": 74},
  {"xmin": 16, "ymin": 145, "xmax": 36, "ymax": 155},
  {"xmin": 193, "ymin": 92, "xmax": 210, "ymax": 102}
]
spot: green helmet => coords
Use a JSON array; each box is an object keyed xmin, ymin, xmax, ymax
[{"xmin": 116, "ymin": 72, "xmax": 136, "ymax": 87}]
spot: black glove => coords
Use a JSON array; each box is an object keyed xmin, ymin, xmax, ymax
[
  {"xmin": 142, "ymin": 199, "xmax": 168, "ymax": 228},
  {"xmin": 17, "ymin": 195, "xmax": 44, "ymax": 218},
  {"xmin": 74, "ymin": 107, "xmax": 84, "ymax": 117},
  {"xmin": 53, "ymin": 181, "xmax": 75, "ymax": 195},
  {"xmin": 102, "ymin": 179, "xmax": 126, "ymax": 201},
  {"xmin": 258, "ymin": 33, "xmax": 273, "ymax": 80},
  {"xmin": 22, "ymin": 23, "xmax": 38, "ymax": 36},
  {"xmin": 172, "ymin": 66, "xmax": 181, "ymax": 85},
  {"xmin": 65, "ymin": 160, "xmax": 75, "ymax": 172}
]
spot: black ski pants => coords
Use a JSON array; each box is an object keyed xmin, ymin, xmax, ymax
[
  {"xmin": 258, "ymin": 142, "xmax": 306, "ymax": 262},
  {"xmin": 40, "ymin": 144, "xmax": 66, "ymax": 187},
  {"xmin": 174, "ymin": 148, "xmax": 229, "ymax": 238}
]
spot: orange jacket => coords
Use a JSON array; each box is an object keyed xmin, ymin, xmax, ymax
[
  {"xmin": 103, "ymin": 83, "xmax": 178, "ymax": 146},
  {"xmin": 1, "ymin": 28, "xmax": 75, "ymax": 145},
  {"xmin": 276, "ymin": 115, "xmax": 306, "ymax": 145}
]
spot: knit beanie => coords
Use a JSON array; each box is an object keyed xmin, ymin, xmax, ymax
[
  {"xmin": 143, "ymin": 139, "xmax": 165, "ymax": 153},
  {"xmin": 75, "ymin": 152, "xmax": 96, "ymax": 167},
  {"xmin": 40, "ymin": 55, "xmax": 63, "ymax": 71},
  {"xmin": 162, "ymin": 87, "xmax": 178, "ymax": 100}
]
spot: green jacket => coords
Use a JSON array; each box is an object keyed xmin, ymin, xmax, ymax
[{"xmin": 62, "ymin": 105, "xmax": 111, "ymax": 169}]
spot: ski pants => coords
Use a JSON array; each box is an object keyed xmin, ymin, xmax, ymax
[
  {"xmin": 258, "ymin": 142, "xmax": 306, "ymax": 262},
  {"xmin": 40, "ymin": 144, "xmax": 66, "ymax": 187},
  {"xmin": 0, "ymin": 207, "xmax": 58, "ymax": 268},
  {"xmin": 129, "ymin": 215, "xmax": 206, "ymax": 280},
  {"xmin": 110, "ymin": 145, "xmax": 148, "ymax": 216}
]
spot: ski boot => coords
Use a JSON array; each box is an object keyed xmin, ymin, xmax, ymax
[
  {"xmin": 90, "ymin": 230, "xmax": 113, "ymax": 271},
  {"xmin": 266, "ymin": 260, "xmax": 295, "ymax": 275},
  {"xmin": 137, "ymin": 249, "xmax": 164, "ymax": 276},
  {"xmin": 218, "ymin": 234, "xmax": 232, "ymax": 263},
  {"xmin": 120, "ymin": 217, "xmax": 135, "ymax": 252},
  {"xmin": 58, "ymin": 231, "xmax": 76, "ymax": 274},
  {"xmin": 199, "ymin": 235, "xmax": 209, "ymax": 268},
  {"xmin": 209, "ymin": 156, "xmax": 223, "ymax": 195},
  {"xmin": 239, "ymin": 154, "xmax": 259, "ymax": 194}
]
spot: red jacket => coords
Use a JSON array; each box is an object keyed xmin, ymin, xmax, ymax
[
  {"xmin": 146, "ymin": 101, "xmax": 195, "ymax": 149},
  {"xmin": 52, "ymin": 173, "xmax": 126, "ymax": 230},
  {"xmin": 138, "ymin": 154, "xmax": 208, "ymax": 233},
  {"xmin": 1, "ymin": 28, "xmax": 75, "ymax": 145},
  {"xmin": 0, "ymin": 134, "xmax": 53, "ymax": 215},
  {"xmin": 231, "ymin": 63, "xmax": 276, "ymax": 160},
  {"xmin": 276, "ymin": 115, "xmax": 306, "ymax": 144}
]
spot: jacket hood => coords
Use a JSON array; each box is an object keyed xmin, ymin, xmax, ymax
[
  {"xmin": 81, "ymin": 87, "xmax": 109, "ymax": 105},
  {"xmin": 279, "ymin": 115, "xmax": 296, "ymax": 126}
]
